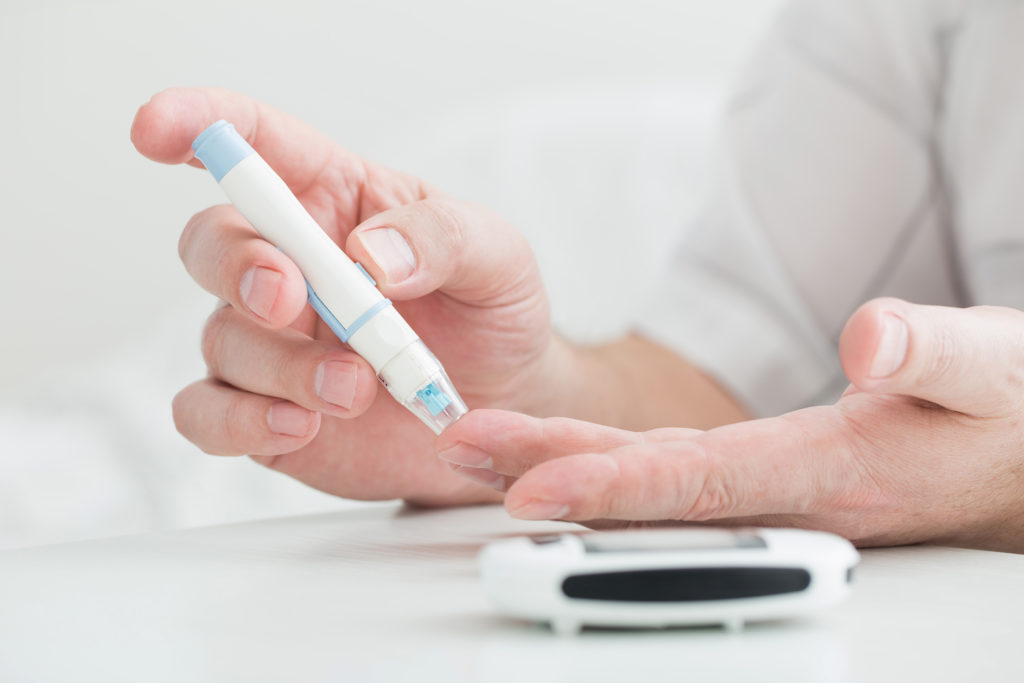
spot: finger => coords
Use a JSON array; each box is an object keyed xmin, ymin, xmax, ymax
[
  {"xmin": 345, "ymin": 199, "xmax": 540, "ymax": 306},
  {"xmin": 435, "ymin": 409, "xmax": 698, "ymax": 478},
  {"xmin": 131, "ymin": 87, "xmax": 431, "ymax": 229},
  {"xmin": 179, "ymin": 204, "xmax": 309, "ymax": 328},
  {"xmin": 840, "ymin": 384, "xmax": 861, "ymax": 398},
  {"xmin": 840, "ymin": 297, "xmax": 1024, "ymax": 417},
  {"xmin": 202, "ymin": 306, "xmax": 378, "ymax": 418},
  {"xmin": 131, "ymin": 87, "xmax": 351, "ymax": 192},
  {"xmin": 443, "ymin": 462, "xmax": 512, "ymax": 493},
  {"xmin": 502, "ymin": 406, "xmax": 866, "ymax": 522},
  {"xmin": 172, "ymin": 379, "xmax": 321, "ymax": 456}
]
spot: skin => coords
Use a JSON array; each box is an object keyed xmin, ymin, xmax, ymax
[
  {"xmin": 130, "ymin": 87, "xmax": 743, "ymax": 508},
  {"xmin": 439, "ymin": 300, "xmax": 1024, "ymax": 553},
  {"xmin": 133, "ymin": 88, "xmax": 1024, "ymax": 553}
]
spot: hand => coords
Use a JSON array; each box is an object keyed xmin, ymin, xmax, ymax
[
  {"xmin": 131, "ymin": 87, "xmax": 562, "ymax": 506},
  {"xmin": 438, "ymin": 298, "xmax": 1024, "ymax": 552}
]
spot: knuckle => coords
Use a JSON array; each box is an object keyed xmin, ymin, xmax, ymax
[
  {"xmin": 683, "ymin": 470, "xmax": 735, "ymax": 521},
  {"xmin": 221, "ymin": 396, "xmax": 256, "ymax": 454},
  {"xmin": 970, "ymin": 304, "xmax": 1014, "ymax": 319},
  {"xmin": 916, "ymin": 324, "xmax": 959, "ymax": 389},
  {"xmin": 275, "ymin": 341, "xmax": 309, "ymax": 403},
  {"xmin": 831, "ymin": 409, "xmax": 900, "ymax": 511},
  {"xmin": 673, "ymin": 442, "xmax": 736, "ymax": 521},
  {"xmin": 581, "ymin": 453, "xmax": 623, "ymax": 520},
  {"xmin": 975, "ymin": 306, "xmax": 1024, "ymax": 394},
  {"xmin": 418, "ymin": 198, "xmax": 466, "ymax": 246}
]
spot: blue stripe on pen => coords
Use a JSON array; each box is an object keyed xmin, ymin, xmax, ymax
[{"xmin": 305, "ymin": 282, "xmax": 392, "ymax": 343}]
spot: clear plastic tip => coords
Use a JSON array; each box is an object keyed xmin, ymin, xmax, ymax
[
  {"xmin": 377, "ymin": 340, "xmax": 468, "ymax": 434},
  {"xmin": 403, "ymin": 372, "xmax": 468, "ymax": 435}
]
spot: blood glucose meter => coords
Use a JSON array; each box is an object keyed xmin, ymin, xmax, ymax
[{"xmin": 479, "ymin": 527, "xmax": 858, "ymax": 635}]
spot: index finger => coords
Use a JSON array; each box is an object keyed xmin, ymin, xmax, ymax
[
  {"xmin": 130, "ymin": 86, "xmax": 360, "ymax": 196},
  {"xmin": 504, "ymin": 405, "xmax": 872, "ymax": 522},
  {"xmin": 436, "ymin": 409, "xmax": 698, "ymax": 478}
]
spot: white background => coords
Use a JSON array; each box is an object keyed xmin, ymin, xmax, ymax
[{"xmin": 0, "ymin": 0, "xmax": 782, "ymax": 547}]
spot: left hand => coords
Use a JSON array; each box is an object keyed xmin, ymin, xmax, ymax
[{"xmin": 437, "ymin": 298, "xmax": 1024, "ymax": 552}]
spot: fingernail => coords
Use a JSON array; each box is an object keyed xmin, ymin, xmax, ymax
[
  {"xmin": 315, "ymin": 361, "xmax": 358, "ymax": 410},
  {"xmin": 869, "ymin": 313, "xmax": 909, "ymax": 379},
  {"xmin": 509, "ymin": 500, "xmax": 571, "ymax": 521},
  {"xmin": 267, "ymin": 402, "xmax": 315, "ymax": 437},
  {"xmin": 448, "ymin": 463, "xmax": 505, "ymax": 491},
  {"xmin": 240, "ymin": 267, "xmax": 282, "ymax": 321},
  {"xmin": 357, "ymin": 228, "xmax": 416, "ymax": 284},
  {"xmin": 437, "ymin": 443, "xmax": 493, "ymax": 469}
]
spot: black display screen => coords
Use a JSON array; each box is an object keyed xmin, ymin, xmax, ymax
[{"xmin": 561, "ymin": 567, "xmax": 811, "ymax": 602}]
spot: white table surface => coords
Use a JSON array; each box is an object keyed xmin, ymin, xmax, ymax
[{"xmin": 0, "ymin": 502, "xmax": 1020, "ymax": 683}]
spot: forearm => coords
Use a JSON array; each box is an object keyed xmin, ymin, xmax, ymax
[{"xmin": 532, "ymin": 334, "xmax": 750, "ymax": 432}]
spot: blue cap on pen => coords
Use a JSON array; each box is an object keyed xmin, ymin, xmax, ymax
[{"xmin": 191, "ymin": 120, "xmax": 255, "ymax": 182}]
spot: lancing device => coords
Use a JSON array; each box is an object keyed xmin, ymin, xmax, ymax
[{"xmin": 191, "ymin": 120, "xmax": 468, "ymax": 434}]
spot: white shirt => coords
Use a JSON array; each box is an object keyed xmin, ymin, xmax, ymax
[{"xmin": 636, "ymin": 0, "xmax": 1024, "ymax": 417}]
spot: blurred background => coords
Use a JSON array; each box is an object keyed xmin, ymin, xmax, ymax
[{"xmin": 0, "ymin": 0, "xmax": 783, "ymax": 549}]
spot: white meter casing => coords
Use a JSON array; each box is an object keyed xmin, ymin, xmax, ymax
[{"xmin": 479, "ymin": 527, "xmax": 858, "ymax": 635}]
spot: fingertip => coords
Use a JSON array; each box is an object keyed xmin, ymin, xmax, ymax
[
  {"xmin": 233, "ymin": 266, "xmax": 306, "ymax": 330},
  {"xmin": 840, "ymin": 297, "xmax": 908, "ymax": 388},
  {"xmin": 434, "ymin": 414, "xmax": 470, "ymax": 453},
  {"xmin": 267, "ymin": 401, "xmax": 321, "ymax": 440},
  {"xmin": 345, "ymin": 199, "xmax": 456, "ymax": 298},
  {"xmin": 502, "ymin": 478, "xmax": 538, "ymax": 518},
  {"xmin": 179, "ymin": 204, "xmax": 312, "ymax": 330},
  {"xmin": 316, "ymin": 355, "xmax": 380, "ymax": 418},
  {"xmin": 263, "ymin": 260, "xmax": 310, "ymax": 328},
  {"xmin": 345, "ymin": 224, "xmax": 419, "ymax": 293},
  {"xmin": 352, "ymin": 357, "xmax": 381, "ymax": 413},
  {"xmin": 505, "ymin": 453, "xmax": 619, "ymax": 521},
  {"xmin": 130, "ymin": 87, "xmax": 218, "ymax": 164},
  {"xmin": 434, "ymin": 409, "xmax": 527, "ymax": 452},
  {"xmin": 230, "ymin": 238, "xmax": 309, "ymax": 329},
  {"xmin": 173, "ymin": 379, "xmax": 322, "ymax": 457}
]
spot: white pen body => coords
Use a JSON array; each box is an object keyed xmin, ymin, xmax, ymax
[
  {"xmin": 193, "ymin": 121, "xmax": 467, "ymax": 433},
  {"xmin": 217, "ymin": 154, "xmax": 418, "ymax": 372}
]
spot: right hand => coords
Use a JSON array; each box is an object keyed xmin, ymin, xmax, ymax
[{"xmin": 131, "ymin": 87, "xmax": 561, "ymax": 505}]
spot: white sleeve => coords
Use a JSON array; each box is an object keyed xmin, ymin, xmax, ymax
[
  {"xmin": 940, "ymin": 1, "xmax": 1024, "ymax": 307},
  {"xmin": 634, "ymin": 0, "xmax": 974, "ymax": 417}
]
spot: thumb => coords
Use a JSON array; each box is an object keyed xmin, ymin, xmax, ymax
[
  {"xmin": 344, "ymin": 199, "xmax": 541, "ymax": 307},
  {"xmin": 839, "ymin": 297, "xmax": 1024, "ymax": 417}
]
